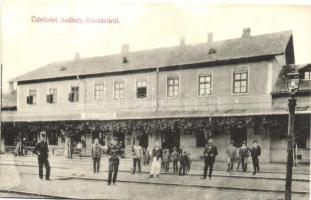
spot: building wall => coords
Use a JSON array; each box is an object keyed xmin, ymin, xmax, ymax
[
  {"xmin": 272, "ymin": 96, "xmax": 311, "ymax": 109},
  {"xmin": 158, "ymin": 60, "xmax": 273, "ymax": 112},
  {"xmin": 11, "ymin": 54, "xmax": 310, "ymax": 163},
  {"xmin": 16, "ymin": 60, "xmax": 274, "ymax": 120}
]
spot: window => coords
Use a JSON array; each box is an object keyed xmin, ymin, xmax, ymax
[
  {"xmin": 69, "ymin": 86, "xmax": 79, "ymax": 102},
  {"xmin": 47, "ymin": 88, "xmax": 57, "ymax": 104},
  {"xmin": 27, "ymin": 90, "xmax": 37, "ymax": 105},
  {"xmin": 167, "ymin": 77, "xmax": 179, "ymax": 97},
  {"xmin": 198, "ymin": 75, "xmax": 212, "ymax": 96},
  {"xmin": 304, "ymin": 71, "xmax": 311, "ymax": 80},
  {"xmin": 94, "ymin": 83, "xmax": 105, "ymax": 101},
  {"xmin": 136, "ymin": 80, "xmax": 147, "ymax": 98},
  {"xmin": 114, "ymin": 81, "xmax": 124, "ymax": 100},
  {"xmin": 233, "ymin": 71, "xmax": 248, "ymax": 93}
]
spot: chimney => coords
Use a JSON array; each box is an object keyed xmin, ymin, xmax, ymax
[
  {"xmin": 121, "ymin": 44, "xmax": 129, "ymax": 63},
  {"xmin": 242, "ymin": 28, "xmax": 251, "ymax": 38},
  {"xmin": 75, "ymin": 52, "xmax": 80, "ymax": 60},
  {"xmin": 121, "ymin": 44, "xmax": 129, "ymax": 54},
  {"xmin": 180, "ymin": 36, "xmax": 186, "ymax": 47},
  {"xmin": 207, "ymin": 32, "xmax": 213, "ymax": 43}
]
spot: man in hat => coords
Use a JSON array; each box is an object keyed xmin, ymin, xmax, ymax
[
  {"xmin": 171, "ymin": 147, "xmax": 179, "ymax": 174},
  {"xmin": 250, "ymin": 140, "xmax": 261, "ymax": 175},
  {"xmin": 33, "ymin": 133, "xmax": 51, "ymax": 180},
  {"xmin": 239, "ymin": 141, "xmax": 250, "ymax": 172},
  {"xmin": 201, "ymin": 139, "xmax": 218, "ymax": 179},
  {"xmin": 225, "ymin": 140, "xmax": 236, "ymax": 173},
  {"xmin": 132, "ymin": 138, "xmax": 143, "ymax": 174},
  {"xmin": 107, "ymin": 137, "xmax": 122, "ymax": 185},
  {"xmin": 179, "ymin": 150, "xmax": 188, "ymax": 176},
  {"xmin": 92, "ymin": 138, "xmax": 102, "ymax": 173}
]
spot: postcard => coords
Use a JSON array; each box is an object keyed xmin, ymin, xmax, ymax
[{"xmin": 0, "ymin": 1, "xmax": 310, "ymax": 199}]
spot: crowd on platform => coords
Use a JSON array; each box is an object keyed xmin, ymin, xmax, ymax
[{"xmin": 29, "ymin": 132, "xmax": 262, "ymax": 185}]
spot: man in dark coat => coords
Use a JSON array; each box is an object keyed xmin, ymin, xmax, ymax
[
  {"xmin": 239, "ymin": 141, "xmax": 250, "ymax": 172},
  {"xmin": 107, "ymin": 137, "xmax": 122, "ymax": 185},
  {"xmin": 250, "ymin": 140, "xmax": 261, "ymax": 175},
  {"xmin": 179, "ymin": 151, "xmax": 188, "ymax": 176},
  {"xmin": 201, "ymin": 139, "xmax": 218, "ymax": 179},
  {"xmin": 33, "ymin": 133, "xmax": 51, "ymax": 180},
  {"xmin": 171, "ymin": 147, "xmax": 179, "ymax": 174}
]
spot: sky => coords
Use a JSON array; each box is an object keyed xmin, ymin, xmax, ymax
[{"xmin": 1, "ymin": 0, "xmax": 311, "ymax": 92}]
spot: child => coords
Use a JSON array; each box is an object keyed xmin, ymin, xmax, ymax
[
  {"xmin": 179, "ymin": 151, "xmax": 188, "ymax": 176},
  {"xmin": 171, "ymin": 147, "xmax": 179, "ymax": 174},
  {"xmin": 186, "ymin": 152, "xmax": 192, "ymax": 175}
]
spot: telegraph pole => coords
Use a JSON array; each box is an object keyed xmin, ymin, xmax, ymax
[
  {"xmin": 0, "ymin": 64, "xmax": 2, "ymax": 155},
  {"xmin": 0, "ymin": 0, "xmax": 2, "ymax": 156}
]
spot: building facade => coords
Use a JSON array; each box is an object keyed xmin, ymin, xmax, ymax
[{"xmin": 1, "ymin": 28, "xmax": 310, "ymax": 163}]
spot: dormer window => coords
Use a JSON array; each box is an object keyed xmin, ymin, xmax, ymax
[
  {"xmin": 122, "ymin": 57, "xmax": 128, "ymax": 63},
  {"xmin": 60, "ymin": 66, "xmax": 66, "ymax": 71},
  {"xmin": 208, "ymin": 48, "xmax": 216, "ymax": 54}
]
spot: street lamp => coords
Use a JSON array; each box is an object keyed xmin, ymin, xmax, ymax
[{"xmin": 284, "ymin": 71, "xmax": 301, "ymax": 200}]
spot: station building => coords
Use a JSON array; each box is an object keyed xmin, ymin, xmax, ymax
[{"xmin": 1, "ymin": 28, "xmax": 310, "ymax": 163}]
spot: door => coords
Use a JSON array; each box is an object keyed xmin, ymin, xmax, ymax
[
  {"xmin": 161, "ymin": 129, "xmax": 180, "ymax": 150},
  {"xmin": 230, "ymin": 128, "xmax": 247, "ymax": 147},
  {"xmin": 139, "ymin": 134, "xmax": 148, "ymax": 149}
]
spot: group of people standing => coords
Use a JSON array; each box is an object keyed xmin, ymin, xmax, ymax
[
  {"xmin": 92, "ymin": 137, "xmax": 123, "ymax": 185},
  {"xmin": 32, "ymin": 133, "xmax": 262, "ymax": 185},
  {"xmin": 131, "ymin": 140, "xmax": 192, "ymax": 177},
  {"xmin": 225, "ymin": 140, "xmax": 261, "ymax": 175}
]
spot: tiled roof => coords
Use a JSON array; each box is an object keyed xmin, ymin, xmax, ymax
[
  {"xmin": 273, "ymin": 63, "xmax": 311, "ymax": 93},
  {"xmin": 10, "ymin": 31, "xmax": 292, "ymax": 82}
]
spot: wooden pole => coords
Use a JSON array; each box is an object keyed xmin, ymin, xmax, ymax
[{"xmin": 0, "ymin": 64, "xmax": 2, "ymax": 154}]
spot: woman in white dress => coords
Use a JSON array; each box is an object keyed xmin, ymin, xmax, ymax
[{"xmin": 148, "ymin": 142, "xmax": 163, "ymax": 178}]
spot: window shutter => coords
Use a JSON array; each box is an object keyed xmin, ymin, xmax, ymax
[
  {"xmin": 68, "ymin": 93, "xmax": 74, "ymax": 102},
  {"xmin": 46, "ymin": 95, "xmax": 50, "ymax": 103},
  {"xmin": 26, "ymin": 96, "xmax": 30, "ymax": 104},
  {"xmin": 29, "ymin": 96, "xmax": 33, "ymax": 104},
  {"xmin": 137, "ymin": 87, "xmax": 147, "ymax": 98},
  {"xmin": 50, "ymin": 94, "xmax": 54, "ymax": 103}
]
